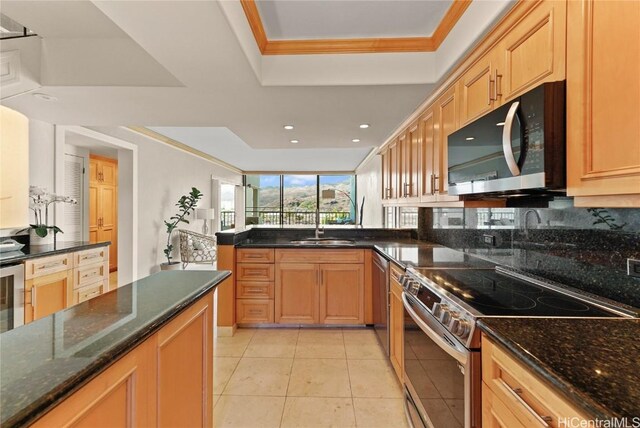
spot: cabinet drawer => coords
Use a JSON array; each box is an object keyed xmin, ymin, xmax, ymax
[
  {"xmin": 482, "ymin": 335, "xmax": 588, "ymax": 427},
  {"xmin": 236, "ymin": 281, "xmax": 274, "ymax": 299},
  {"xmin": 236, "ymin": 299, "xmax": 274, "ymax": 324},
  {"xmin": 237, "ymin": 248, "xmax": 275, "ymax": 263},
  {"xmin": 236, "ymin": 264, "xmax": 275, "ymax": 281},
  {"xmin": 74, "ymin": 262, "xmax": 109, "ymax": 289},
  {"xmin": 275, "ymin": 249, "xmax": 364, "ymax": 264},
  {"xmin": 390, "ymin": 262, "xmax": 405, "ymax": 284},
  {"xmin": 482, "ymin": 382, "xmax": 526, "ymax": 428},
  {"xmin": 75, "ymin": 247, "xmax": 108, "ymax": 267},
  {"xmin": 73, "ymin": 280, "xmax": 108, "ymax": 305},
  {"xmin": 25, "ymin": 254, "xmax": 74, "ymax": 280}
]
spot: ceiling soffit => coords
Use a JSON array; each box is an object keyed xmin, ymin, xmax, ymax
[{"xmin": 240, "ymin": 0, "xmax": 472, "ymax": 55}]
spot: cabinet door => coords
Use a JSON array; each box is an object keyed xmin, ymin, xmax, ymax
[
  {"xmin": 32, "ymin": 339, "xmax": 155, "ymax": 428},
  {"xmin": 405, "ymin": 122, "xmax": 420, "ymax": 200},
  {"xmin": 275, "ymin": 263, "xmax": 319, "ymax": 324},
  {"xmin": 419, "ymin": 108, "xmax": 438, "ymax": 202},
  {"xmin": 88, "ymin": 158, "xmax": 100, "ymax": 184},
  {"xmin": 389, "ymin": 140, "xmax": 399, "ymax": 199},
  {"xmin": 482, "ymin": 383, "xmax": 527, "ymax": 428},
  {"xmin": 459, "ymin": 51, "xmax": 500, "ymax": 126},
  {"xmin": 25, "ymin": 270, "xmax": 73, "ymax": 323},
  {"xmin": 89, "ymin": 183, "xmax": 99, "ymax": 243},
  {"xmin": 435, "ymin": 85, "xmax": 460, "ymax": 200},
  {"xmin": 319, "ymin": 264, "xmax": 364, "ymax": 324},
  {"xmin": 500, "ymin": 0, "xmax": 566, "ymax": 102},
  {"xmin": 389, "ymin": 278, "xmax": 404, "ymax": 380},
  {"xmin": 156, "ymin": 292, "xmax": 213, "ymax": 428},
  {"xmin": 567, "ymin": 0, "xmax": 640, "ymax": 206},
  {"xmin": 97, "ymin": 185, "xmax": 117, "ymax": 271},
  {"xmin": 381, "ymin": 148, "xmax": 391, "ymax": 200},
  {"xmin": 100, "ymin": 160, "xmax": 118, "ymax": 186}
]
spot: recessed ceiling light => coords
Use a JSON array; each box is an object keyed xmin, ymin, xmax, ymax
[
  {"xmin": 352, "ymin": 139, "xmax": 361, "ymax": 143},
  {"xmin": 290, "ymin": 139, "xmax": 299, "ymax": 144},
  {"xmin": 496, "ymin": 122, "xmax": 505, "ymax": 126},
  {"xmin": 284, "ymin": 125, "xmax": 294, "ymax": 130},
  {"xmin": 359, "ymin": 124, "xmax": 370, "ymax": 129},
  {"xmin": 465, "ymin": 137, "xmax": 475, "ymax": 141},
  {"xmin": 32, "ymin": 93, "xmax": 58, "ymax": 102}
]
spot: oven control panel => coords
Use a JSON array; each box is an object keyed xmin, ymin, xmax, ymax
[{"xmin": 401, "ymin": 272, "xmax": 475, "ymax": 344}]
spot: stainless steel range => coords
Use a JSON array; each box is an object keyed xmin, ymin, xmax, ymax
[{"xmin": 400, "ymin": 265, "xmax": 633, "ymax": 428}]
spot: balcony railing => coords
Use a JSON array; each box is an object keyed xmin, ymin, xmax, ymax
[{"xmin": 242, "ymin": 208, "xmax": 353, "ymax": 227}]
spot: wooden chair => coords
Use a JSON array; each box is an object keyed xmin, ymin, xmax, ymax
[{"xmin": 178, "ymin": 229, "xmax": 217, "ymax": 269}]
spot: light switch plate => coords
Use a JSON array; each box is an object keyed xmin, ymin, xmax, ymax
[{"xmin": 627, "ymin": 259, "xmax": 640, "ymax": 278}]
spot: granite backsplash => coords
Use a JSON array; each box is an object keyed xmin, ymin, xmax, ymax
[{"xmin": 418, "ymin": 198, "xmax": 640, "ymax": 310}]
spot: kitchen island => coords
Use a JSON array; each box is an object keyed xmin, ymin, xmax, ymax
[{"xmin": 0, "ymin": 270, "xmax": 230, "ymax": 428}]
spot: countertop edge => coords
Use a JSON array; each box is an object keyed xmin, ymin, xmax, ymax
[
  {"xmin": 0, "ymin": 241, "xmax": 111, "ymax": 266},
  {"xmin": 6, "ymin": 270, "xmax": 230, "ymax": 428},
  {"xmin": 477, "ymin": 319, "xmax": 614, "ymax": 420}
]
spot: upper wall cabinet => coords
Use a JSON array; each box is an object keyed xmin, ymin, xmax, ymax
[
  {"xmin": 499, "ymin": 0, "xmax": 566, "ymax": 102},
  {"xmin": 459, "ymin": 0, "xmax": 566, "ymax": 126},
  {"xmin": 566, "ymin": 0, "xmax": 640, "ymax": 207},
  {"xmin": 0, "ymin": 106, "xmax": 29, "ymax": 229}
]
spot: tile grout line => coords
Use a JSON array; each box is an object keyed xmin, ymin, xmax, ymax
[
  {"xmin": 280, "ymin": 327, "xmax": 300, "ymax": 428},
  {"xmin": 342, "ymin": 328, "xmax": 359, "ymax": 428}
]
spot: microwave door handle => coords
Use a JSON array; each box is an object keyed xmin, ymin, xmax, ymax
[{"xmin": 502, "ymin": 101, "xmax": 522, "ymax": 176}]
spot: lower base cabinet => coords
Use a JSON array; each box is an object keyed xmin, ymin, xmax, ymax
[
  {"xmin": 389, "ymin": 267, "xmax": 404, "ymax": 380},
  {"xmin": 31, "ymin": 291, "xmax": 214, "ymax": 427},
  {"xmin": 482, "ymin": 334, "xmax": 589, "ymax": 428}
]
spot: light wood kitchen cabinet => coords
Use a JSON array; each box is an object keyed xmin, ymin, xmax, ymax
[
  {"xmin": 403, "ymin": 122, "xmax": 421, "ymax": 201},
  {"xmin": 388, "ymin": 140, "xmax": 400, "ymax": 200},
  {"xmin": 389, "ymin": 267, "xmax": 404, "ymax": 380},
  {"xmin": 459, "ymin": 49, "xmax": 501, "ymax": 126},
  {"xmin": 434, "ymin": 84, "xmax": 460, "ymax": 200},
  {"xmin": 381, "ymin": 146, "xmax": 391, "ymax": 201},
  {"xmin": 482, "ymin": 334, "xmax": 589, "ymax": 428},
  {"xmin": 498, "ymin": 0, "xmax": 566, "ymax": 102},
  {"xmin": 274, "ymin": 249, "xmax": 366, "ymax": 325},
  {"xmin": 24, "ymin": 246, "xmax": 110, "ymax": 324},
  {"xmin": 419, "ymin": 107, "xmax": 438, "ymax": 201},
  {"xmin": 566, "ymin": 0, "xmax": 640, "ymax": 206},
  {"xmin": 275, "ymin": 263, "xmax": 319, "ymax": 324},
  {"xmin": 89, "ymin": 155, "xmax": 118, "ymax": 272},
  {"xmin": 319, "ymin": 263, "xmax": 365, "ymax": 324},
  {"xmin": 236, "ymin": 248, "xmax": 275, "ymax": 324},
  {"xmin": 32, "ymin": 290, "xmax": 214, "ymax": 428},
  {"xmin": 25, "ymin": 269, "xmax": 73, "ymax": 323}
]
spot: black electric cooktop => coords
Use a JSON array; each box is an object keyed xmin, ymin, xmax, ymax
[{"xmin": 412, "ymin": 268, "xmax": 620, "ymax": 317}]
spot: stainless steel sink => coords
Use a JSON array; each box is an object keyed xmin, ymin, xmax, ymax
[{"xmin": 289, "ymin": 238, "xmax": 356, "ymax": 246}]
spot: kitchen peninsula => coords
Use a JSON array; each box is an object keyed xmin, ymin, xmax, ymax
[{"xmin": 0, "ymin": 270, "xmax": 229, "ymax": 428}]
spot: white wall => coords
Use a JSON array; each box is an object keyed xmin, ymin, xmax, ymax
[
  {"xmin": 88, "ymin": 127, "xmax": 242, "ymax": 277},
  {"xmin": 356, "ymin": 153, "xmax": 383, "ymax": 227}
]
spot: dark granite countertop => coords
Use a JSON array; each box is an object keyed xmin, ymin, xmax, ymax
[
  {"xmin": 0, "ymin": 241, "xmax": 110, "ymax": 267},
  {"xmin": 478, "ymin": 317, "xmax": 640, "ymax": 419},
  {"xmin": 0, "ymin": 270, "xmax": 230, "ymax": 428}
]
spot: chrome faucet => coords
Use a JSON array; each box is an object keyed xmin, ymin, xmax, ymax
[
  {"xmin": 523, "ymin": 209, "xmax": 542, "ymax": 239},
  {"xmin": 315, "ymin": 209, "xmax": 324, "ymax": 239}
]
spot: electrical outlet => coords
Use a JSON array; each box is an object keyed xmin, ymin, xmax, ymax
[
  {"xmin": 627, "ymin": 259, "xmax": 640, "ymax": 278},
  {"xmin": 483, "ymin": 234, "xmax": 496, "ymax": 246}
]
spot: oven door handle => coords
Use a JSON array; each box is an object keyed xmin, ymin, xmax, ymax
[{"xmin": 402, "ymin": 293, "xmax": 468, "ymax": 365}]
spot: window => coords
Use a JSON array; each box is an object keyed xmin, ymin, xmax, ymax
[
  {"xmin": 384, "ymin": 206, "xmax": 418, "ymax": 229},
  {"xmin": 220, "ymin": 184, "xmax": 236, "ymax": 231},
  {"xmin": 244, "ymin": 174, "xmax": 356, "ymax": 226}
]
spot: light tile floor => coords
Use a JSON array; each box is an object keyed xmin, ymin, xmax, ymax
[{"xmin": 214, "ymin": 328, "xmax": 409, "ymax": 428}]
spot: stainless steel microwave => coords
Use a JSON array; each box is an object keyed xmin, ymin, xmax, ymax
[{"xmin": 448, "ymin": 81, "xmax": 566, "ymax": 197}]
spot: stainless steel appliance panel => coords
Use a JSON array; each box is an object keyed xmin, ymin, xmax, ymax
[
  {"xmin": 403, "ymin": 292, "xmax": 480, "ymax": 428},
  {"xmin": 0, "ymin": 264, "xmax": 25, "ymax": 333}
]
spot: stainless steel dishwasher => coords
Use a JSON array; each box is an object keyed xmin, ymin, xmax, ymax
[{"xmin": 371, "ymin": 251, "xmax": 389, "ymax": 356}]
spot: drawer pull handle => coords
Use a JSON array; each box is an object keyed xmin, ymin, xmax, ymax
[
  {"xmin": 82, "ymin": 253, "xmax": 101, "ymax": 260},
  {"xmin": 500, "ymin": 379, "xmax": 552, "ymax": 427},
  {"xmin": 39, "ymin": 261, "xmax": 64, "ymax": 270}
]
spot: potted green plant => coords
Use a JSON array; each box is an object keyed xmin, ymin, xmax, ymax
[
  {"xmin": 161, "ymin": 187, "xmax": 203, "ymax": 270},
  {"xmin": 23, "ymin": 186, "xmax": 77, "ymax": 245}
]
